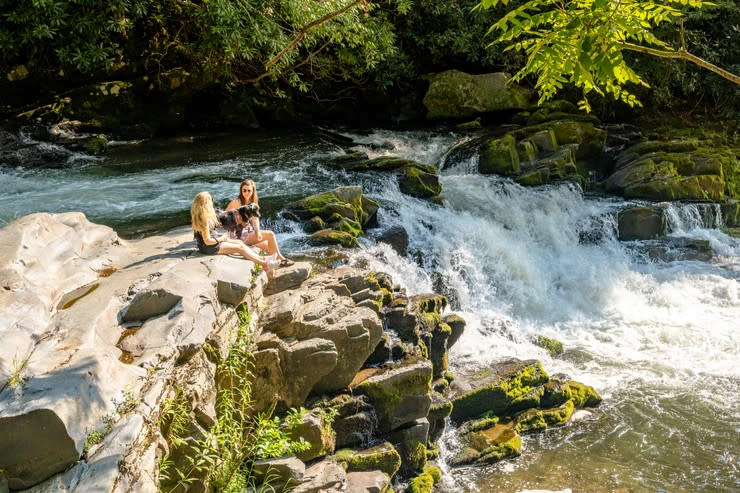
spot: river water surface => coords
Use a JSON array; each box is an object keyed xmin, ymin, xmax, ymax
[{"xmin": 1, "ymin": 127, "xmax": 738, "ymax": 493}]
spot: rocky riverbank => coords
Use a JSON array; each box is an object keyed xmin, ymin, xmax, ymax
[{"xmin": 0, "ymin": 211, "xmax": 602, "ymax": 493}]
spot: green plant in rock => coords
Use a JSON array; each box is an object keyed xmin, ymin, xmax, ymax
[
  {"xmin": 158, "ymin": 307, "xmax": 310, "ymax": 493},
  {"xmin": 478, "ymin": 0, "xmax": 739, "ymax": 112}
]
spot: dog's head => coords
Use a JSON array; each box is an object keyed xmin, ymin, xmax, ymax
[
  {"xmin": 216, "ymin": 209, "xmax": 239, "ymax": 232},
  {"xmin": 237, "ymin": 203, "xmax": 260, "ymax": 222}
]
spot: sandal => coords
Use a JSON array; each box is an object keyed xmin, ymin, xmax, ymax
[{"xmin": 280, "ymin": 259, "xmax": 295, "ymax": 267}]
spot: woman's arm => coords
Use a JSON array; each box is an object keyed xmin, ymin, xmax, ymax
[
  {"xmin": 200, "ymin": 228, "xmax": 223, "ymax": 246},
  {"xmin": 225, "ymin": 199, "xmax": 240, "ymax": 211},
  {"xmin": 251, "ymin": 216, "xmax": 262, "ymax": 240}
]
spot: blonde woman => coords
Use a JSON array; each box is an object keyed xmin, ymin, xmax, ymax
[
  {"xmin": 226, "ymin": 178, "xmax": 294, "ymax": 266},
  {"xmin": 191, "ymin": 191, "xmax": 273, "ymax": 269}
]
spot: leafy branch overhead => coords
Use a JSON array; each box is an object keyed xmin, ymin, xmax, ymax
[{"xmin": 477, "ymin": 0, "xmax": 740, "ymax": 112}]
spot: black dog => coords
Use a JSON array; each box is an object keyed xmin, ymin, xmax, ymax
[{"xmin": 217, "ymin": 203, "xmax": 260, "ymax": 233}]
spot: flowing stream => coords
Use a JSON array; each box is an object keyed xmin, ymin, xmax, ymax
[{"xmin": 1, "ymin": 127, "xmax": 738, "ymax": 492}]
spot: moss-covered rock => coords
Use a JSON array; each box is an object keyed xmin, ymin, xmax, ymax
[
  {"xmin": 399, "ymin": 165, "xmax": 443, "ymax": 200},
  {"xmin": 354, "ymin": 358, "xmax": 433, "ymax": 434},
  {"xmin": 604, "ymin": 141, "xmax": 736, "ymax": 202},
  {"xmin": 308, "ymin": 229, "xmax": 360, "ymax": 248},
  {"xmin": 334, "ymin": 441, "xmax": 402, "ymax": 479},
  {"xmin": 288, "ymin": 186, "xmax": 378, "ymax": 226},
  {"xmin": 617, "ymin": 206, "xmax": 666, "ymax": 241},
  {"xmin": 535, "ymin": 336, "xmax": 564, "ymax": 356},
  {"xmin": 427, "ymin": 395, "xmax": 453, "ymax": 443},
  {"xmin": 479, "ymin": 134, "xmax": 520, "ymax": 176},
  {"xmin": 407, "ymin": 465, "xmax": 442, "ymax": 493},
  {"xmin": 514, "ymin": 399, "xmax": 574, "ymax": 433},
  {"xmin": 449, "ymin": 359, "xmax": 550, "ymax": 423},
  {"xmin": 449, "ymin": 421, "xmax": 523, "ymax": 466},
  {"xmin": 721, "ymin": 200, "xmax": 740, "ymax": 227},
  {"xmin": 540, "ymin": 379, "xmax": 572, "ymax": 408},
  {"xmin": 567, "ymin": 380, "xmax": 602, "ymax": 407},
  {"xmin": 423, "ymin": 70, "xmax": 531, "ymax": 120}
]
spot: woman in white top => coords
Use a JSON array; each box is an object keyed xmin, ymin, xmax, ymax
[{"xmin": 226, "ymin": 179, "xmax": 293, "ymax": 266}]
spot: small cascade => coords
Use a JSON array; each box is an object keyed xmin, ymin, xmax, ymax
[{"xmin": 663, "ymin": 201, "xmax": 724, "ymax": 233}]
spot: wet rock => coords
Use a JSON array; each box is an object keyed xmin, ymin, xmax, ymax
[
  {"xmin": 0, "ymin": 141, "xmax": 73, "ymax": 168},
  {"xmin": 423, "ymin": 70, "xmax": 531, "ymax": 119},
  {"xmin": 324, "ymin": 394, "xmax": 378, "ymax": 448},
  {"xmin": 618, "ymin": 205, "xmax": 667, "ymax": 241},
  {"xmin": 721, "ymin": 200, "xmax": 739, "ymax": 227},
  {"xmin": 449, "ymin": 420, "xmax": 522, "ymax": 466},
  {"xmin": 443, "ymin": 314, "xmax": 466, "ymax": 348},
  {"xmin": 384, "ymin": 418, "xmax": 429, "ymax": 475},
  {"xmin": 635, "ymin": 237, "xmax": 713, "ymax": 262},
  {"xmin": 120, "ymin": 288, "xmax": 182, "ymax": 322},
  {"xmin": 427, "ymin": 393, "xmax": 453, "ymax": 444},
  {"xmin": 334, "ymin": 441, "xmax": 402, "ymax": 479},
  {"xmin": 604, "ymin": 140, "xmax": 735, "ymax": 202},
  {"xmin": 447, "ymin": 359, "xmax": 550, "ymax": 423},
  {"xmin": 514, "ymin": 400, "xmax": 575, "ymax": 433},
  {"xmin": 354, "ymin": 358, "xmax": 432, "ymax": 434}
]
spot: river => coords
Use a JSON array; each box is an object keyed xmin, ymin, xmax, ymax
[{"xmin": 1, "ymin": 127, "xmax": 738, "ymax": 492}]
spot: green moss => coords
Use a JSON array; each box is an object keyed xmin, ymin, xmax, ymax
[
  {"xmin": 426, "ymin": 446, "xmax": 439, "ymax": 460},
  {"xmin": 468, "ymin": 416, "xmax": 499, "ymax": 432},
  {"xmin": 424, "ymin": 465, "xmax": 442, "ymax": 484},
  {"xmin": 407, "ymin": 441, "xmax": 428, "ymax": 473},
  {"xmin": 338, "ymin": 442, "xmax": 402, "ymax": 479},
  {"xmin": 456, "ymin": 118, "xmax": 481, "ymax": 129},
  {"xmin": 334, "ymin": 217, "xmax": 363, "ymax": 237},
  {"xmin": 414, "ymin": 295, "xmax": 448, "ymax": 314},
  {"xmin": 407, "ymin": 472, "xmax": 434, "ymax": 493},
  {"xmin": 443, "ymin": 371, "xmax": 455, "ymax": 382},
  {"xmin": 84, "ymin": 135, "xmax": 108, "ymax": 154},
  {"xmin": 450, "ymin": 361, "xmax": 550, "ymax": 422},
  {"xmin": 477, "ymin": 429, "xmax": 522, "ymax": 464},
  {"xmin": 307, "ymin": 229, "xmax": 360, "ymax": 248},
  {"xmin": 432, "ymin": 378, "xmax": 449, "ymax": 392},
  {"xmin": 306, "ymin": 216, "xmax": 325, "ymax": 233},
  {"xmin": 567, "ymin": 380, "xmax": 602, "ymax": 407},
  {"xmin": 514, "ymin": 399, "xmax": 575, "ymax": 433},
  {"xmin": 480, "ymin": 134, "xmax": 520, "ymax": 175},
  {"xmin": 399, "ymin": 165, "xmax": 443, "ymax": 199},
  {"xmin": 535, "ymin": 336, "xmax": 564, "ymax": 356},
  {"xmin": 517, "ymin": 169, "xmax": 547, "ymax": 186},
  {"xmin": 541, "ymin": 380, "xmax": 573, "ymax": 408}
]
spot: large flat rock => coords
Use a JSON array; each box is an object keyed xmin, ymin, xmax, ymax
[{"xmin": 0, "ymin": 213, "xmax": 267, "ymax": 490}]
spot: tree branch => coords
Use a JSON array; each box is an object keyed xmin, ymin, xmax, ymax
[
  {"xmin": 264, "ymin": 0, "xmax": 364, "ymax": 70},
  {"xmin": 619, "ymin": 41, "xmax": 740, "ymax": 84}
]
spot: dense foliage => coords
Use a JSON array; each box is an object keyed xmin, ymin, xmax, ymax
[
  {"xmin": 0, "ymin": 0, "xmax": 396, "ymax": 92},
  {"xmin": 0, "ymin": 0, "xmax": 736, "ymax": 118},
  {"xmin": 478, "ymin": 0, "xmax": 738, "ymax": 112}
]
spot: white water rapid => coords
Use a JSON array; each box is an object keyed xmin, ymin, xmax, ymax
[{"xmin": 343, "ymin": 130, "xmax": 740, "ymax": 493}]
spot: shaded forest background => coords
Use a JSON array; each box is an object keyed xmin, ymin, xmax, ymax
[{"xmin": 1, "ymin": 0, "xmax": 737, "ymax": 129}]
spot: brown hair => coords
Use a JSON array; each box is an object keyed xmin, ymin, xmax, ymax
[{"xmin": 238, "ymin": 179, "xmax": 258, "ymax": 206}]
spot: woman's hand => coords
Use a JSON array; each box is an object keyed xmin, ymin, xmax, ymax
[{"xmin": 218, "ymin": 233, "xmax": 229, "ymax": 242}]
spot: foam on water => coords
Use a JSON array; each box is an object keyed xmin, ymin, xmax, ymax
[{"xmin": 346, "ymin": 129, "xmax": 740, "ymax": 492}]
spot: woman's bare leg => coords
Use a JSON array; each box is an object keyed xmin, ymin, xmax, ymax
[
  {"xmin": 218, "ymin": 241, "xmax": 268, "ymax": 268},
  {"xmin": 246, "ymin": 230, "xmax": 285, "ymax": 260}
]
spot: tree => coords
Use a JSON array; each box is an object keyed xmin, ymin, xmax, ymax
[{"xmin": 477, "ymin": 0, "xmax": 740, "ymax": 111}]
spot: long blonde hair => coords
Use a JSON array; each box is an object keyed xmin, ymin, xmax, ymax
[
  {"xmin": 191, "ymin": 191, "xmax": 220, "ymax": 236},
  {"xmin": 238, "ymin": 179, "xmax": 259, "ymax": 206}
]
